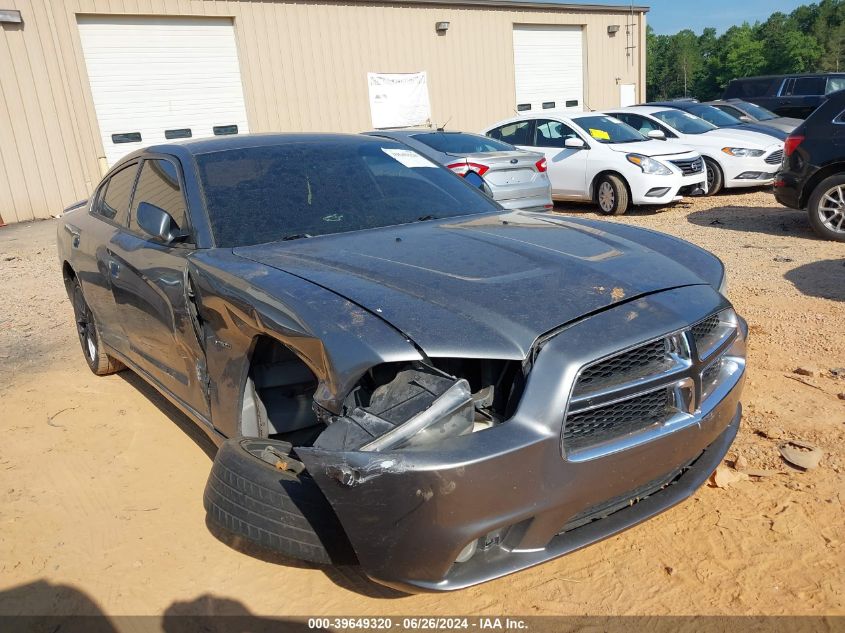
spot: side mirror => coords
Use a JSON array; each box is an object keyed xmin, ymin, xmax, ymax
[
  {"xmin": 136, "ymin": 201, "xmax": 189, "ymax": 244},
  {"xmin": 739, "ymin": 115, "xmax": 753, "ymax": 123},
  {"xmin": 647, "ymin": 130, "xmax": 666, "ymax": 140},
  {"xmin": 564, "ymin": 137, "xmax": 587, "ymax": 150}
]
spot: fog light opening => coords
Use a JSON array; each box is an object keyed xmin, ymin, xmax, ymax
[{"xmin": 455, "ymin": 540, "xmax": 478, "ymax": 563}]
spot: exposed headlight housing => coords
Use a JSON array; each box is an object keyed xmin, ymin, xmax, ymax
[
  {"xmin": 721, "ymin": 147, "xmax": 765, "ymax": 157},
  {"xmin": 627, "ymin": 153, "xmax": 673, "ymax": 176}
]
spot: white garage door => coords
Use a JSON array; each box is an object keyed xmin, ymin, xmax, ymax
[
  {"xmin": 513, "ymin": 25, "xmax": 584, "ymax": 114},
  {"xmin": 78, "ymin": 16, "xmax": 250, "ymax": 167}
]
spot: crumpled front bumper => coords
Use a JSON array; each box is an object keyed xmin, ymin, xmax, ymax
[{"xmin": 298, "ymin": 286, "xmax": 744, "ymax": 592}]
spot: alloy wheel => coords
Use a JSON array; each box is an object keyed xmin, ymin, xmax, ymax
[{"xmin": 818, "ymin": 185, "xmax": 845, "ymax": 234}]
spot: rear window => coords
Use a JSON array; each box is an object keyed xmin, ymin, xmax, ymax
[
  {"xmin": 412, "ymin": 132, "xmax": 515, "ymax": 154},
  {"xmin": 195, "ymin": 139, "xmax": 500, "ymax": 248}
]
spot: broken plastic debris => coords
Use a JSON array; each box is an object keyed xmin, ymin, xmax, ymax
[{"xmin": 778, "ymin": 440, "xmax": 823, "ymax": 470}]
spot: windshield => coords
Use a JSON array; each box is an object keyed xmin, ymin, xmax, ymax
[
  {"xmin": 196, "ymin": 138, "xmax": 500, "ymax": 248},
  {"xmin": 735, "ymin": 101, "xmax": 777, "ymax": 121},
  {"xmin": 652, "ymin": 109, "xmax": 717, "ymax": 135},
  {"xmin": 572, "ymin": 115, "xmax": 647, "ymax": 144},
  {"xmin": 688, "ymin": 105, "xmax": 743, "ymax": 127},
  {"xmin": 412, "ymin": 132, "xmax": 516, "ymax": 154}
]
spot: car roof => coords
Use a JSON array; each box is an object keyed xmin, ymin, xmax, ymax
[
  {"xmin": 729, "ymin": 73, "xmax": 845, "ymax": 81},
  {"xmin": 644, "ymin": 101, "xmax": 702, "ymax": 110},
  {"xmin": 145, "ymin": 132, "xmax": 388, "ymax": 157},
  {"xmin": 602, "ymin": 105, "xmax": 673, "ymax": 116},
  {"xmin": 364, "ymin": 129, "xmax": 478, "ymax": 138}
]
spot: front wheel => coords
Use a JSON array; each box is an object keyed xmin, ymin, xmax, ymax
[
  {"xmin": 807, "ymin": 175, "xmax": 845, "ymax": 242},
  {"xmin": 70, "ymin": 277, "xmax": 124, "ymax": 375},
  {"xmin": 703, "ymin": 158, "xmax": 723, "ymax": 196},
  {"xmin": 596, "ymin": 175, "xmax": 629, "ymax": 215}
]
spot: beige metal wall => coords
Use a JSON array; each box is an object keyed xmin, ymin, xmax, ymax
[{"xmin": 0, "ymin": 0, "xmax": 646, "ymax": 225}]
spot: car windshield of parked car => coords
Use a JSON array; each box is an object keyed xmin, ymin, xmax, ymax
[
  {"xmin": 571, "ymin": 115, "xmax": 647, "ymax": 144},
  {"xmin": 688, "ymin": 105, "xmax": 743, "ymax": 127},
  {"xmin": 195, "ymin": 139, "xmax": 500, "ymax": 247},
  {"xmin": 411, "ymin": 132, "xmax": 516, "ymax": 154},
  {"xmin": 652, "ymin": 110, "xmax": 717, "ymax": 135},
  {"xmin": 736, "ymin": 101, "xmax": 777, "ymax": 121}
]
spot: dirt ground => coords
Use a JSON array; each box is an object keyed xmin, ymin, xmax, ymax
[{"xmin": 1, "ymin": 190, "xmax": 843, "ymax": 620}]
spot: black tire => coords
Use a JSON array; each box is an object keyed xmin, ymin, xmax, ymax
[
  {"xmin": 703, "ymin": 158, "xmax": 724, "ymax": 196},
  {"xmin": 806, "ymin": 175, "xmax": 845, "ymax": 242},
  {"xmin": 203, "ymin": 437, "xmax": 354, "ymax": 565},
  {"xmin": 596, "ymin": 174, "xmax": 629, "ymax": 215},
  {"xmin": 70, "ymin": 277, "xmax": 124, "ymax": 375}
]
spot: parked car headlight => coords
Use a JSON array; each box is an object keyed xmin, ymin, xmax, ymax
[
  {"xmin": 626, "ymin": 154, "xmax": 673, "ymax": 176},
  {"xmin": 721, "ymin": 147, "xmax": 764, "ymax": 157}
]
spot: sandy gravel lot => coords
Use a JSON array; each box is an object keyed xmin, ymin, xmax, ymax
[{"xmin": 0, "ymin": 189, "xmax": 843, "ymax": 621}]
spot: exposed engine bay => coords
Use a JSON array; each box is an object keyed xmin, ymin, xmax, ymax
[{"xmin": 311, "ymin": 360, "xmax": 524, "ymax": 452}]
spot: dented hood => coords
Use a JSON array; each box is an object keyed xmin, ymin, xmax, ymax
[{"xmin": 233, "ymin": 212, "xmax": 717, "ymax": 359}]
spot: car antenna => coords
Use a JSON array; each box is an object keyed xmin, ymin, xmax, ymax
[{"xmin": 437, "ymin": 116, "xmax": 452, "ymax": 132}]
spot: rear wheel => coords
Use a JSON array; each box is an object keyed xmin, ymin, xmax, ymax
[
  {"xmin": 70, "ymin": 278, "xmax": 124, "ymax": 375},
  {"xmin": 703, "ymin": 158, "xmax": 723, "ymax": 196},
  {"xmin": 596, "ymin": 175, "xmax": 629, "ymax": 215},
  {"xmin": 807, "ymin": 175, "xmax": 845, "ymax": 242}
]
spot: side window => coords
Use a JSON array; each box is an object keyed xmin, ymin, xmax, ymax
[
  {"xmin": 130, "ymin": 159, "xmax": 188, "ymax": 236},
  {"xmin": 826, "ymin": 77, "xmax": 845, "ymax": 95},
  {"xmin": 785, "ymin": 77, "xmax": 826, "ymax": 96},
  {"xmin": 94, "ymin": 163, "xmax": 138, "ymax": 226},
  {"xmin": 533, "ymin": 119, "xmax": 579, "ymax": 148},
  {"xmin": 488, "ymin": 120, "xmax": 534, "ymax": 146}
]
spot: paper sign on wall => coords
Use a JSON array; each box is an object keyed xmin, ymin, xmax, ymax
[{"xmin": 368, "ymin": 72, "xmax": 432, "ymax": 129}]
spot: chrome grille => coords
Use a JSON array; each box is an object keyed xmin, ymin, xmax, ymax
[
  {"xmin": 564, "ymin": 388, "xmax": 673, "ymax": 451},
  {"xmin": 563, "ymin": 309, "xmax": 741, "ymax": 455},
  {"xmin": 670, "ymin": 157, "xmax": 704, "ymax": 175},
  {"xmin": 765, "ymin": 150, "xmax": 784, "ymax": 165}
]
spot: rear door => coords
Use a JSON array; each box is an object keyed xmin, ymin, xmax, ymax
[
  {"xmin": 522, "ymin": 119, "xmax": 589, "ymax": 198},
  {"xmin": 777, "ymin": 77, "xmax": 826, "ymax": 118},
  {"xmin": 84, "ymin": 162, "xmax": 140, "ymax": 355},
  {"xmin": 107, "ymin": 156, "xmax": 211, "ymax": 421}
]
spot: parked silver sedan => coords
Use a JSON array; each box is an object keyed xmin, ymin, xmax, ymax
[
  {"xmin": 365, "ymin": 129, "xmax": 553, "ymax": 212},
  {"xmin": 706, "ymin": 99, "xmax": 802, "ymax": 134}
]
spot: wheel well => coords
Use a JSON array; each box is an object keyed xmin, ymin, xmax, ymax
[
  {"xmin": 240, "ymin": 335, "xmax": 320, "ymax": 441},
  {"xmin": 62, "ymin": 262, "xmax": 76, "ymax": 295},
  {"xmin": 800, "ymin": 163, "xmax": 845, "ymax": 209},
  {"xmin": 590, "ymin": 171, "xmax": 632, "ymax": 202}
]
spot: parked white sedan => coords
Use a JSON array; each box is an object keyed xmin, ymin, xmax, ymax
[
  {"xmin": 483, "ymin": 113, "xmax": 707, "ymax": 215},
  {"xmin": 604, "ymin": 106, "xmax": 784, "ymax": 195}
]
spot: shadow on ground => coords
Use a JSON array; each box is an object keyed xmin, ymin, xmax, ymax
[
  {"xmin": 117, "ymin": 371, "xmax": 405, "ymax": 600},
  {"xmin": 686, "ymin": 205, "xmax": 820, "ymax": 240},
  {"xmin": 0, "ymin": 580, "xmax": 320, "ymax": 632},
  {"xmin": 117, "ymin": 371, "xmax": 218, "ymax": 461},
  {"xmin": 784, "ymin": 259, "xmax": 845, "ymax": 302}
]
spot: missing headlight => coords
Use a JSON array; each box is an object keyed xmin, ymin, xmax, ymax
[{"xmin": 313, "ymin": 361, "xmax": 523, "ymax": 452}]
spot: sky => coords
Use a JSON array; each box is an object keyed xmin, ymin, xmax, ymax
[{"xmin": 582, "ymin": 0, "xmax": 809, "ymax": 34}]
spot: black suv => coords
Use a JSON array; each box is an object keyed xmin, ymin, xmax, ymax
[
  {"xmin": 724, "ymin": 73, "xmax": 845, "ymax": 119},
  {"xmin": 774, "ymin": 89, "xmax": 845, "ymax": 241}
]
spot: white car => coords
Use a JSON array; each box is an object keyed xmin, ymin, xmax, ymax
[
  {"xmin": 483, "ymin": 113, "xmax": 707, "ymax": 215},
  {"xmin": 603, "ymin": 106, "xmax": 784, "ymax": 195}
]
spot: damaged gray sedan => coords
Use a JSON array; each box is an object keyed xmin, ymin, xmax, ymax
[{"xmin": 57, "ymin": 134, "xmax": 747, "ymax": 592}]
